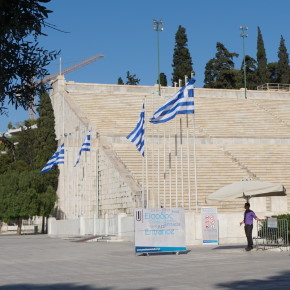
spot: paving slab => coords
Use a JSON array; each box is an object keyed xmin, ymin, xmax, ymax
[{"xmin": 0, "ymin": 235, "xmax": 289, "ymax": 289}]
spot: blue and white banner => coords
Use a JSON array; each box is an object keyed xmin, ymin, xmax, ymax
[
  {"xmin": 150, "ymin": 78, "xmax": 195, "ymax": 124},
  {"xmin": 201, "ymin": 207, "xmax": 219, "ymax": 245},
  {"xmin": 40, "ymin": 143, "xmax": 64, "ymax": 173},
  {"xmin": 134, "ymin": 208, "xmax": 186, "ymax": 253},
  {"xmin": 74, "ymin": 131, "xmax": 91, "ymax": 167},
  {"xmin": 126, "ymin": 103, "xmax": 145, "ymax": 156}
]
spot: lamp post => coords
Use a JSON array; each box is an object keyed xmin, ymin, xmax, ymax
[
  {"xmin": 153, "ymin": 19, "xmax": 163, "ymax": 96},
  {"xmin": 240, "ymin": 26, "xmax": 248, "ymax": 99}
]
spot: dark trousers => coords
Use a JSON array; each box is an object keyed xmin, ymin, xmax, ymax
[{"xmin": 244, "ymin": 224, "xmax": 253, "ymax": 248}]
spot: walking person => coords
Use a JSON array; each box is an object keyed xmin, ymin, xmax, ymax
[{"xmin": 240, "ymin": 202, "xmax": 263, "ymax": 251}]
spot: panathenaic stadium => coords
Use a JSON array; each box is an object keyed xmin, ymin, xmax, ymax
[{"xmin": 48, "ymin": 76, "xmax": 290, "ymax": 244}]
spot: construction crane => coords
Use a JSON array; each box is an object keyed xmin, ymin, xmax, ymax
[{"xmin": 28, "ymin": 54, "xmax": 104, "ymax": 120}]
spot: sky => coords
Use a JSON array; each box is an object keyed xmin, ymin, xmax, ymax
[{"xmin": 1, "ymin": 0, "xmax": 290, "ymax": 132}]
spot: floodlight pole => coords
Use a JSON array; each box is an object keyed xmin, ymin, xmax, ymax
[
  {"xmin": 240, "ymin": 26, "xmax": 248, "ymax": 99},
  {"xmin": 153, "ymin": 19, "xmax": 163, "ymax": 96}
]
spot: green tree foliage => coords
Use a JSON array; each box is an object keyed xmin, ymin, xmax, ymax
[
  {"xmin": 0, "ymin": 89, "xmax": 58, "ymax": 234},
  {"xmin": 125, "ymin": 71, "xmax": 140, "ymax": 85},
  {"xmin": 159, "ymin": 73, "xmax": 167, "ymax": 86},
  {"xmin": 172, "ymin": 25, "xmax": 193, "ymax": 86},
  {"xmin": 204, "ymin": 42, "xmax": 239, "ymax": 89},
  {"xmin": 256, "ymin": 26, "xmax": 268, "ymax": 85},
  {"xmin": 241, "ymin": 55, "xmax": 258, "ymax": 90},
  {"xmin": 117, "ymin": 77, "xmax": 124, "ymax": 85},
  {"xmin": 0, "ymin": 0, "xmax": 59, "ymax": 115},
  {"xmin": 0, "ymin": 162, "xmax": 39, "ymax": 234},
  {"xmin": 276, "ymin": 35, "xmax": 290, "ymax": 84},
  {"xmin": 268, "ymin": 62, "xmax": 278, "ymax": 83}
]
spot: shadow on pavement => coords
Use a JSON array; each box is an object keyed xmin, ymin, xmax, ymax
[
  {"xmin": 216, "ymin": 270, "xmax": 290, "ymax": 289},
  {"xmin": 212, "ymin": 245, "xmax": 246, "ymax": 250},
  {"xmin": 0, "ymin": 285, "xmax": 157, "ymax": 290}
]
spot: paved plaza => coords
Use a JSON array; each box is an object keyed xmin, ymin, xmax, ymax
[{"xmin": 0, "ymin": 235, "xmax": 290, "ymax": 290}]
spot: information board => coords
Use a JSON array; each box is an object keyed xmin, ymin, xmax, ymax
[
  {"xmin": 134, "ymin": 208, "xmax": 186, "ymax": 253},
  {"xmin": 201, "ymin": 207, "xmax": 219, "ymax": 245}
]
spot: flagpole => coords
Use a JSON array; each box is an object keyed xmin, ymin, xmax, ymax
[
  {"xmin": 192, "ymin": 115, "xmax": 198, "ymax": 213},
  {"xmin": 186, "ymin": 114, "xmax": 191, "ymax": 210},
  {"xmin": 180, "ymin": 117, "xmax": 184, "ymax": 207},
  {"xmin": 151, "ymin": 93, "xmax": 155, "ymax": 208},
  {"xmin": 163, "ymin": 127, "xmax": 166, "ymax": 208},
  {"xmin": 175, "ymin": 119, "xmax": 178, "ymax": 208},
  {"xmin": 169, "ymin": 125, "xmax": 172, "ymax": 208},
  {"xmin": 157, "ymin": 127, "xmax": 160, "ymax": 208},
  {"xmin": 145, "ymin": 97, "xmax": 149, "ymax": 208}
]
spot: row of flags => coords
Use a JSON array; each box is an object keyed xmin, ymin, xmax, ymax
[
  {"xmin": 40, "ymin": 78, "xmax": 195, "ymax": 172},
  {"xmin": 127, "ymin": 78, "xmax": 195, "ymax": 156},
  {"xmin": 40, "ymin": 131, "xmax": 91, "ymax": 173}
]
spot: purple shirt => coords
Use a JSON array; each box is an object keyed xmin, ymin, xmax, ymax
[{"xmin": 244, "ymin": 210, "xmax": 257, "ymax": 225}]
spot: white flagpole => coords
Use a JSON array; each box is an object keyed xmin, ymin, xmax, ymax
[
  {"xmin": 192, "ymin": 115, "xmax": 198, "ymax": 212},
  {"xmin": 163, "ymin": 127, "xmax": 166, "ymax": 208},
  {"xmin": 145, "ymin": 97, "xmax": 149, "ymax": 208},
  {"xmin": 157, "ymin": 127, "xmax": 160, "ymax": 208},
  {"xmin": 151, "ymin": 93, "xmax": 155, "ymax": 208},
  {"xmin": 186, "ymin": 114, "xmax": 191, "ymax": 210},
  {"xmin": 169, "ymin": 126, "xmax": 172, "ymax": 208},
  {"xmin": 180, "ymin": 117, "xmax": 184, "ymax": 207},
  {"xmin": 175, "ymin": 118, "xmax": 178, "ymax": 208}
]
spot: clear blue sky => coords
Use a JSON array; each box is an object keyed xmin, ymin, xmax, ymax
[{"xmin": 1, "ymin": 0, "xmax": 290, "ymax": 132}]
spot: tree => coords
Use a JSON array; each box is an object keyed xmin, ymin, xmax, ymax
[
  {"xmin": 0, "ymin": 162, "xmax": 39, "ymax": 234},
  {"xmin": 159, "ymin": 73, "xmax": 167, "ymax": 86},
  {"xmin": 117, "ymin": 77, "xmax": 124, "ymax": 85},
  {"xmin": 172, "ymin": 25, "xmax": 193, "ymax": 86},
  {"xmin": 0, "ymin": 0, "xmax": 59, "ymax": 115},
  {"xmin": 268, "ymin": 62, "xmax": 278, "ymax": 83},
  {"xmin": 125, "ymin": 71, "xmax": 140, "ymax": 85},
  {"xmin": 276, "ymin": 35, "xmax": 290, "ymax": 84},
  {"xmin": 256, "ymin": 26, "xmax": 268, "ymax": 85},
  {"xmin": 204, "ymin": 42, "xmax": 239, "ymax": 89},
  {"xmin": 241, "ymin": 55, "xmax": 258, "ymax": 90},
  {"xmin": 34, "ymin": 89, "xmax": 58, "ymax": 232}
]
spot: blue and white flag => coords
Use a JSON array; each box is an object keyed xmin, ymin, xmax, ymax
[
  {"xmin": 74, "ymin": 131, "xmax": 91, "ymax": 167},
  {"xmin": 126, "ymin": 103, "xmax": 145, "ymax": 156},
  {"xmin": 150, "ymin": 78, "xmax": 195, "ymax": 124},
  {"xmin": 40, "ymin": 143, "xmax": 65, "ymax": 173}
]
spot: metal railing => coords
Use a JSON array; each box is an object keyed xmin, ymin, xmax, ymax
[
  {"xmin": 255, "ymin": 218, "xmax": 289, "ymax": 250},
  {"xmin": 257, "ymin": 83, "xmax": 290, "ymax": 92}
]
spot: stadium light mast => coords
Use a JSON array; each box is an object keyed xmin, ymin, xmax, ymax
[
  {"xmin": 153, "ymin": 19, "xmax": 163, "ymax": 96},
  {"xmin": 240, "ymin": 26, "xmax": 248, "ymax": 99}
]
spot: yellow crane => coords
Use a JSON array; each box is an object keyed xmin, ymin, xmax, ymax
[{"xmin": 28, "ymin": 54, "xmax": 104, "ymax": 120}]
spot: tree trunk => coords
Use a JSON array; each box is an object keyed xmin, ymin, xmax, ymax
[
  {"xmin": 41, "ymin": 216, "xmax": 45, "ymax": 234},
  {"xmin": 17, "ymin": 218, "xmax": 22, "ymax": 235}
]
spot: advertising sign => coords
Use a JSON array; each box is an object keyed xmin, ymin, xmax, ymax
[
  {"xmin": 134, "ymin": 208, "xmax": 186, "ymax": 254},
  {"xmin": 201, "ymin": 207, "xmax": 219, "ymax": 245},
  {"xmin": 267, "ymin": 217, "xmax": 278, "ymax": 229}
]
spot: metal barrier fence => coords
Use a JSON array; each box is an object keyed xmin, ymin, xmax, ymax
[{"xmin": 255, "ymin": 218, "xmax": 289, "ymax": 250}]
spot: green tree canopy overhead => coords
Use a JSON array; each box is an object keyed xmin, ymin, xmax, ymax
[
  {"xmin": 172, "ymin": 25, "xmax": 193, "ymax": 86},
  {"xmin": 276, "ymin": 35, "xmax": 290, "ymax": 84},
  {"xmin": 0, "ymin": 0, "xmax": 59, "ymax": 115},
  {"xmin": 268, "ymin": 62, "xmax": 278, "ymax": 83},
  {"xmin": 256, "ymin": 26, "xmax": 268, "ymax": 85},
  {"xmin": 117, "ymin": 77, "xmax": 124, "ymax": 85},
  {"xmin": 204, "ymin": 42, "xmax": 239, "ymax": 89}
]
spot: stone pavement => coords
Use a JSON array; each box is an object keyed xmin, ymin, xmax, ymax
[{"xmin": 0, "ymin": 235, "xmax": 290, "ymax": 290}]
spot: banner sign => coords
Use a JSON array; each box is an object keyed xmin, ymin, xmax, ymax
[
  {"xmin": 134, "ymin": 208, "xmax": 186, "ymax": 253},
  {"xmin": 201, "ymin": 207, "xmax": 219, "ymax": 245},
  {"xmin": 267, "ymin": 218, "xmax": 278, "ymax": 229}
]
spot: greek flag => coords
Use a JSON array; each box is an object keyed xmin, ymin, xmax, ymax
[
  {"xmin": 126, "ymin": 103, "xmax": 145, "ymax": 156},
  {"xmin": 150, "ymin": 78, "xmax": 195, "ymax": 124},
  {"xmin": 74, "ymin": 131, "xmax": 91, "ymax": 167},
  {"xmin": 40, "ymin": 143, "xmax": 65, "ymax": 173}
]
